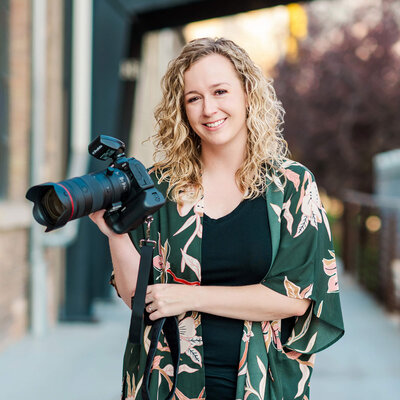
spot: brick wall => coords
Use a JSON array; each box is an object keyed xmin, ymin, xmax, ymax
[
  {"xmin": 8, "ymin": 0, "xmax": 30, "ymax": 201},
  {"xmin": 0, "ymin": 0, "xmax": 31, "ymax": 351},
  {"xmin": 0, "ymin": 230, "xmax": 29, "ymax": 350},
  {"xmin": 0, "ymin": 0, "xmax": 66, "ymax": 351}
]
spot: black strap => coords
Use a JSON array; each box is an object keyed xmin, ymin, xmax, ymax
[
  {"xmin": 127, "ymin": 236, "xmax": 181, "ymax": 400},
  {"xmin": 142, "ymin": 316, "xmax": 180, "ymax": 400},
  {"xmin": 129, "ymin": 243, "xmax": 154, "ymax": 344}
]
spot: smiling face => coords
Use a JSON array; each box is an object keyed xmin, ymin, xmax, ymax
[{"xmin": 183, "ymin": 53, "xmax": 248, "ymax": 151}]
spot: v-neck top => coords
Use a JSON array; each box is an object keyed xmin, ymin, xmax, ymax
[
  {"xmin": 201, "ymin": 196, "xmax": 272, "ymax": 399},
  {"xmin": 202, "ymin": 196, "xmax": 271, "ymax": 286}
]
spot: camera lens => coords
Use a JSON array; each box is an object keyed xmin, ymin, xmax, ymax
[
  {"xmin": 41, "ymin": 188, "xmax": 67, "ymax": 224},
  {"xmin": 25, "ymin": 135, "xmax": 167, "ymax": 234},
  {"xmin": 26, "ymin": 168, "xmax": 132, "ymax": 231}
]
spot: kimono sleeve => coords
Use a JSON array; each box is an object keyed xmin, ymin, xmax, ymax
[{"xmin": 261, "ymin": 165, "xmax": 344, "ymax": 354}]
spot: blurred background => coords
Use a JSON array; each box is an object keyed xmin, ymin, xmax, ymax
[{"xmin": 0, "ymin": 0, "xmax": 399, "ymax": 399}]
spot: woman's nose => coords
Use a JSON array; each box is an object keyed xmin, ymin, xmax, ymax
[{"xmin": 202, "ymin": 96, "xmax": 218, "ymax": 116}]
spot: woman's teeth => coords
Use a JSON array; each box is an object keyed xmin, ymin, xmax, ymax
[{"xmin": 205, "ymin": 119, "xmax": 225, "ymax": 128}]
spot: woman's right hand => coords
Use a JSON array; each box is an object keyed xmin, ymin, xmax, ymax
[{"xmin": 89, "ymin": 209, "xmax": 121, "ymax": 238}]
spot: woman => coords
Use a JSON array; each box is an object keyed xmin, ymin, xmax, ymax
[{"xmin": 90, "ymin": 37, "xmax": 344, "ymax": 399}]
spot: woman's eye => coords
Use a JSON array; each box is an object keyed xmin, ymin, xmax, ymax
[
  {"xmin": 187, "ymin": 96, "xmax": 199, "ymax": 103},
  {"xmin": 215, "ymin": 89, "xmax": 227, "ymax": 95}
]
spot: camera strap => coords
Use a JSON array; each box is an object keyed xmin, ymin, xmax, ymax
[
  {"xmin": 129, "ymin": 242, "xmax": 154, "ymax": 344},
  {"xmin": 128, "ymin": 216, "xmax": 180, "ymax": 400},
  {"xmin": 142, "ymin": 315, "xmax": 180, "ymax": 400}
]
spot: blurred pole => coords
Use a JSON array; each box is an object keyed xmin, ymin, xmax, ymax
[
  {"xmin": 43, "ymin": 0, "xmax": 92, "ymax": 247},
  {"xmin": 30, "ymin": 0, "xmax": 47, "ymax": 336},
  {"xmin": 69, "ymin": 0, "xmax": 92, "ymax": 178},
  {"xmin": 29, "ymin": 0, "xmax": 93, "ymax": 335}
]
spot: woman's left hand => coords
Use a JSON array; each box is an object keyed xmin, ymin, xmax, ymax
[{"xmin": 145, "ymin": 284, "xmax": 196, "ymax": 321}]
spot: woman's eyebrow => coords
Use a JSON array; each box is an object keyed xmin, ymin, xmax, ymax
[
  {"xmin": 209, "ymin": 82, "xmax": 230, "ymax": 88},
  {"xmin": 184, "ymin": 89, "xmax": 200, "ymax": 96},
  {"xmin": 184, "ymin": 82, "xmax": 231, "ymax": 96}
]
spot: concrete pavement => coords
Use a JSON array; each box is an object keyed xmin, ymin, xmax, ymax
[
  {"xmin": 312, "ymin": 272, "xmax": 400, "ymax": 399},
  {"xmin": 0, "ymin": 272, "xmax": 399, "ymax": 400},
  {"xmin": 0, "ymin": 296, "xmax": 131, "ymax": 400}
]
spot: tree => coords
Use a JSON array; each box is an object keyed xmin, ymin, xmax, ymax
[{"xmin": 274, "ymin": 0, "xmax": 400, "ymax": 196}]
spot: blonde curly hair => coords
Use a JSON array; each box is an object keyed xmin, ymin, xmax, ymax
[{"xmin": 152, "ymin": 37, "xmax": 288, "ymax": 203}]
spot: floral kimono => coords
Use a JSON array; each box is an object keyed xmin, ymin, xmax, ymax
[{"xmin": 118, "ymin": 160, "xmax": 344, "ymax": 400}]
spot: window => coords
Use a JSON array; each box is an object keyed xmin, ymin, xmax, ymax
[{"xmin": 0, "ymin": 0, "xmax": 9, "ymax": 198}]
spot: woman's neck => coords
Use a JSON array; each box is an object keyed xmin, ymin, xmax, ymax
[{"xmin": 200, "ymin": 141, "xmax": 246, "ymax": 176}]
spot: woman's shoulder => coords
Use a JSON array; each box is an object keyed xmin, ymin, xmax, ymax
[
  {"xmin": 276, "ymin": 158, "xmax": 317, "ymax": 194},
  {"xmin": 280, "ymin": 158, "xmax": 314, "ymax": 177}
]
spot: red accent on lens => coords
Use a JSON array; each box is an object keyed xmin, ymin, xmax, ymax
[{"xmin": 57, "ymin": 183, "xmax": 74, "ymax": 221}]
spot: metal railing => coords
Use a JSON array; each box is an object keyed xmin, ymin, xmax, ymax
[{"xmin": 342, "ymin": 190, "xmax": 400, "ymax": 311}]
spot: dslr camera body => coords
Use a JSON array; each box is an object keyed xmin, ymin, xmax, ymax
[{"xmin": 26, "ymin": 135, "xmax": 165, "ymax": 234}]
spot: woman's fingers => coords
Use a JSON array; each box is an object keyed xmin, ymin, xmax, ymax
[
  {"xmin": 145, "ymin": 284, "xmax": 192, "ymax": 320},
  {"xmin": 88, "ymin": 209, "xmax": 117, "ymax": 237},
  {"xmin": 89, "ymin": 209, "xmax": 105, "ymax": 225},
  {"xmin": 146, "ymin": 303, "xmax": 156, "ymax": 313}
]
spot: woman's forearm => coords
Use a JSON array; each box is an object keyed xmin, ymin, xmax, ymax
[
  {"xmin": 89, "ymin": 210, "xmax": 140, "ymax": 307},
  {"xmin": 109, "ymin": 233, "xmax": 141, "ymax": 308},
  {"xmin": 145, "ymin": 283, "xmax": 311, "ymax": 322},
  {"xmin": 193, "ymin": 284, "xmax": 311, "ymax": 321}
]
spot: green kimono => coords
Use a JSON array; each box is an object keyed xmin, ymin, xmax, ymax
[{"xmin": 119, "ymin": 160, "xmax": 344, "ymax": 400}]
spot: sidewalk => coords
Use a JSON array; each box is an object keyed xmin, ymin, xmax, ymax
[
  {"xmin": 311, "ymin": 272, "xmax": 400, "ymax": 399},
  {"xmin": 0, "ymin": 296, "xmax": 131, "ymax": 400},
  {"xmin": 0, "ymin": 272, "xmax": 399, "ymax": 400}
]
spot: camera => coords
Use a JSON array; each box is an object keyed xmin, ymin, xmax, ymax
[{"xmin": 26, "ymin": 135, "xmax": 165, "ymax": 234}]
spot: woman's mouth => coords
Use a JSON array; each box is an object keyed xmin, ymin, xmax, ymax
[{"xmin": 203, "ymin": 118, "xmax": 227, "ymax": 129}]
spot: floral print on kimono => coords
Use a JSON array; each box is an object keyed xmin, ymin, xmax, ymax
[{"xmin": 117, "ymin": 160, "xmax": 344, "ymax": 400}]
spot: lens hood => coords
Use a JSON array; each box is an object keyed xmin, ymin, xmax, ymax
[{"xmin": 26, "ymin": 183, "xmax": 73, "ymax": 231}]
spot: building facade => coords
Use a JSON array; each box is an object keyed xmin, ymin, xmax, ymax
[{"xmin": 0, "ymin": 0, "xmax": 66, "ymax": 350}]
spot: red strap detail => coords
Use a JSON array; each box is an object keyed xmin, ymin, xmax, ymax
[{"xmin": 167, "ymin": 270, "xmax": 200, "ymax": 286}]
